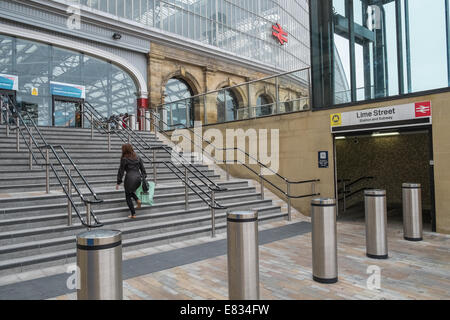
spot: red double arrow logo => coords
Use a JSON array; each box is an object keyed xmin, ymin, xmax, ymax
[{"xmin": 272, "ymin": 23, "xmax": 288, "ymax": 45}]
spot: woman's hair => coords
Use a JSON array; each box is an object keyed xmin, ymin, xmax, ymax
[{"xmin": 121, "ymin": 144, "xmax": 137, "ymax": 160}]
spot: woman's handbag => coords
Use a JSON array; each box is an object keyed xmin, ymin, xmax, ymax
[
  {"xmin": 142, "ymin": 177, "xmax": 150, "ymax": 193},
  {"xmin": 136, "ymin": 180, "xmax": 155, "ymax": 206}
]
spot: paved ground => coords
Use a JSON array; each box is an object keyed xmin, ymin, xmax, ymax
[
  {"xmin": 1, "ymin": 201, "xmax": 449, "ymax": 300},
  {"xmin": 49, "ymin": 215, "xmax": 450, "ymax": 300}
]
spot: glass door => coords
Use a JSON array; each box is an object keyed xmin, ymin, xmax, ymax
[{"xmin": 52, "ymin": 96, "xmax": 83, "ymax": 127}]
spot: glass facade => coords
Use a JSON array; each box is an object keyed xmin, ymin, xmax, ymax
[
  {"xmin": 0, "ymin": 34, "xmax": 137, "ymax": 126},
  {"xmin": 65, "ymin": 0, "xmax": 310, "ymax": 71},
  {"xmin": 311, "ymin": 0, "xmax": 450, "ymax": 109}
]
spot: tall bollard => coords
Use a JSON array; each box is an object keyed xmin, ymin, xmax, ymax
[
  {"xmin": 227, "ymin": 210, "xmax": 259, "ymax": 300},
  {"xmin": 77, "ymin": 230, "xmax": 123, "ymax": 300},
  {"xmin": 311, "ymin": 198, "xmax": 338, "ymax": 284},
  {"xmin": 402, "ymin": 183, "xmax": 423, "ymax": 241},
  {"xmin": 365, "ymin": 190, "xmax": 388, "ymax": 259}
]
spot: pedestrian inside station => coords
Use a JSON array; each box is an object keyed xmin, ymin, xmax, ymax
[{"xmin": 0, "ymin": 0, "xmax": 449, "ymax": 303}]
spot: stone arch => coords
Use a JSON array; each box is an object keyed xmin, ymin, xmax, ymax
[{"xmin": 161, "ymin": 70, "xmax": 202, "ymax": 102}]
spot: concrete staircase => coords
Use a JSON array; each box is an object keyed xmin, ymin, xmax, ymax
[{"xmin": 0, "ymin": 125, "xmax": 287, "ymax": 275}]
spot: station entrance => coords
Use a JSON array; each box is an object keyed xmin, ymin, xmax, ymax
[
  {"xmin": 333, "ymin": 126, "xmax": 435, "ymax": 232},
  {"xmin": 52, "ymin": 95, "xmax": 84, "ymax": 128}
]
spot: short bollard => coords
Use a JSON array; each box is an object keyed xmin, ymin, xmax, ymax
[
  {"xmin": 365, "ymin": 190, "xmax": 388, "ymax": 259},
  {"xmin": 227, "ymin": 210, "xmax": 259, "ymax": 300},
  {"xmin": 402, "ymin": 183, "xmax": 423, "ymax": 241},
  {"xmin": 77, "ymin": 229, "xmax": 123, "ymax": 300},
  {"xmin": 311, "ymin": 198, "xmax": 338, "ymax": 284}
]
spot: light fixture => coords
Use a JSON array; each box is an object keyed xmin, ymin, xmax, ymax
[
  {"xmin": 335, "ymin": 136, "xmax": 346, "ymax": 140},
  {"xmin": 112, "ymin": 33, "xmax": 122, "ymax": 40},
  {"xmin": 372, "ymin": 132, "xmax": 400, "ymax": 137}
]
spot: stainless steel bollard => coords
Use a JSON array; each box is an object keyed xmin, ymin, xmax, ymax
[
  {"xmin": 364, "ymin": 190, "xmax": 388, "ymax": 259},
  {"xmin": 227, "ymin": 210, "xmax": 259, "ymax": 300},
  {"xmin": 77, "ymin": 230, "xmax": 123, "ymax": 300},
  {"xmin": 402, "ymin": 183, "xmax": 423, "ymax": 241},
  {"xmin": 311, "ymin": 198, "xmax": 338, "ymax": 284}
]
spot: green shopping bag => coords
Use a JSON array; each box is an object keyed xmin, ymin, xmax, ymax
[{"xmin": 136, "ymin": 180, "xmax": 155, "ymax": 206}]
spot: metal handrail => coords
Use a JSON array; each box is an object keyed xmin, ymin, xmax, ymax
[
  {"xmin": 82, "ymin": 102, "xmax": 226, "ymax": 212},
  {"xmin": 0, "ymin": 94, "xmax": 103, "ymax": 229},
  {"xmin": 156, "ymin": 66, "xmax": 311, "ymax": 107},
  {"xmin": 337, "ymin": 176, "xmax": 375, "ymax": 213},
  {"xmin": 337, "ymin": 176, "xmax": 374, "ymax": 193},
  {"xmin": 151, "ymin": 111, "xmax": 315, "ymax": 184},
  {"xmin": 147, "ymin": 111, "xmax": 320, "ymax": 221}
]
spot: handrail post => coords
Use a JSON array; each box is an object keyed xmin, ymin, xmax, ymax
[
  {"xmin": 184, "ymin": 166, "xmax": 189, "ymax": 211},
  {"xmin": 287, "ymin": 182, "xmax": 292, "ymax": 222},
  {"xmin": 29, "ymin": 128, "xmax": 33, "ymax": 170},
  {"xmin": 153, "ymin": 149, "xmax": 157, "ymax": 184},
  {"xmin": 86, "ymin": 202, "xmax": 91, "ymax": 230},
  {"xmin": 45, "ymin": 148, "xmax": 50, "ymax": 194},
  {"xmin": 5, "ymin": 109, "xmax": 9, "ymax": 136},
  {"xmin": 68, "ymin": 169, "xmax": 72, "ymax": 226},
  {"xmin": 259, "ymin": 167, "xmax": 264, "ymax": 200},
  {"xmin": 107, "ymin": 122, "xmax": 111, "ymax": 152},
  {"xmin": 226, "ymin": 163, "xmax": 230, "ymax": 181},
  {"xmin": 211, "ymin": 190, "xmax": 216, "ymax": 238},
  {"xmin": 90, "ymin": 112, "xmax": 94, "ymax": 140},
  {"xmin": 185, "ymin": 100, "xmax": 190, "ymax": 128},
  {"xmin": 15, "ymin": 115, "xmax": 20, "ymax": 152}
]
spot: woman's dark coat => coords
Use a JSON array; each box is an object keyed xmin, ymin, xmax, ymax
[{"xmin": 117, "ymin": 156, "xmax": 147, "ymax": 193}]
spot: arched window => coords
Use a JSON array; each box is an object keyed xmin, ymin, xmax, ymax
[
  {"xmin": 256, "ymin": 94, "xmax": 273, "ymax": 117},
  {"xmin": 164, "ymin": 78, "xmax": 194, "ymax": 127},
  {"xmin": 217, "ymin": 88, "xmax": 239, "ymax": 122},
  {"xmin": 283, "ymin": 100, "xmax": 294, "ymax": 113}
]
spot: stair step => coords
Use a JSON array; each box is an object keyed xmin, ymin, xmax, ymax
[{"xmin": 0, "ymin": 211, "xmax": 287, "ymax": 273}]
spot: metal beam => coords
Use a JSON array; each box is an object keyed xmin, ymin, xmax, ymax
[
  {"xmin": 404, "ymin": 0, "xmax": 412, "ymax": 93},
  {"xmin": 346, "ymin": 0, "xmax": 357, "ymax": 102},
  {"xmin": 446, "ymin": 0, "xmax": 450, "ymax": 87},
  {"xmin": 395, "ymin": 0, "xmax": 405, "ymax": 94}
]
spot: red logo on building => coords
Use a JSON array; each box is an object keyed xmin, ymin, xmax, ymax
[
  {"xmin": 272, "ymin": 23, "xmax": 288, "ymax": 45},
  {"xmin": 415, "ymin": 101, "xmax": 431, "ymax": 117}
]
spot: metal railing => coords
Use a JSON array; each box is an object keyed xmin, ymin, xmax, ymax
[
  {"xmin": 156, "ymin": 67, "xmax": 311, "ymax": 129},
  {"xmin": 82, "ymin": 101, "xmax": 227, "ymax": 237},
  {"xmin": 0, "ymin": 94, "xmax": 103, "ymax": 229},
  {"xmin": 337, "ymin": 176, "xmax": 375, "ymax": 213},
  {"xmin": 145, "ymin": 111, "xmax": 320, "ymax": 221}
]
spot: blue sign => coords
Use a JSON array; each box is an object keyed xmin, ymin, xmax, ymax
[
  {"xmin": 318, "ymin": 151, "xmax": 329, "ymax": 168},
  {"xmin": 50, "ymin": 81, "xmax": 85, "ymax": 99},
  {"xmin": 0, "ymin": 74, "xmax": 18, "ymax": 91}
]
